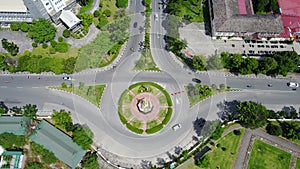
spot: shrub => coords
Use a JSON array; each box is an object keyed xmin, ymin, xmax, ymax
[
  {"xmin": 54, "ymin": 42, "xmax": 69, "ymax": 53},
  {"xmin": 116, "ymin": 0, "xmax": 128, "ymax": 8},
  {"xmin": 97, "ymin": 16, "xmax": 109, "ymax": 29},
  {"xmin": 42, "ymin": 43, "xmax": 48, "ymax": 49},
  {"xmin": 62, "ymin": 29, "xmax": 71, "ymax": 38},
  {"xmin": 61, "ymin": 82, "xmax": 67, "ymax": 88},
  {"xmin": 233, "ymin": 129, "xmax": 241, "ymax": 135},
  {"xmin": 32, "ymin": 42, "xmax": 38, "ymax": 48},
  {"xmin": 146, "ymin": 124, "xmax": 163, "ymax": 134},
  {"xmin": 93, "ymin": 10, "xmax": 101, "ymax": 17},
  {"xmin": 221, "ymin": 147, "xmax": 227, "ymax": 151},
  {"xmin": 103, "ymin": 9, "xmax": 111, "ymax": 17},
  {"xmin": 58, "ymin": 36, "xmax": 64, "ymax": 42},
  {"xmin": 118, "ymin": 112, "xmax": 127, "ymax": 124},
  {"xmin": 162, "ymin": 108, "xmax": 172, "ymax": 125},
  {"xmin": 126, "ymin": 123, "xmax": 143, "ymax": 134},
  {"xmin": 20, "ymin": 22, "xmax": 30, "ymax": 32}
]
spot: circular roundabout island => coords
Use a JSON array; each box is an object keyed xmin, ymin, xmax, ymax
[{"xmin": 118, "ymin": 82, "xmax": 173, "ymax": 134}]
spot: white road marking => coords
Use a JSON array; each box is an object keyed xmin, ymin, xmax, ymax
[
  {"xmin": 32, "ymin": 87, "xmax": 39, "ymax": 88},
  {"xmin": 0, "ymin": 86, "xmax": 7, "ymax": 88},
  {"xmin": 16, "ymin": 87, "xmax": 23, "ymax": 88}
]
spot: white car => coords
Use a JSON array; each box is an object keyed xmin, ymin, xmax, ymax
[
  {"xmin": 63, "ymin": 76, "xmax": 72, "ymax": 81},
  {"xmin": 172, "ymin": 124, "xmax": 181, "ymax": 131},
  {"xmin": 154, "ymin": 14, "xmax": 158, "ymax": 21},
  {"xmin": 288, "ymin": 82, "xmax": 299, "ymax": 88}
]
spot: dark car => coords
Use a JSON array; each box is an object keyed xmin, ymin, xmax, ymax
[
  {"xmin": 192, "ymin": 78, "xmax": 201, "ymax": 83},
  {"xmin": 133, "ymin": 22, "xmax": 137, "ymax": 28}
]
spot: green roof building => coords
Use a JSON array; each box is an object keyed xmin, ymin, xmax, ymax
[
  {"xmin": 29, "ymin": 120, "xmax": 86, "ymax": 169},
  {"xmin": 0, "ymin": 116, "xmax": 29, "ymax": 135}
]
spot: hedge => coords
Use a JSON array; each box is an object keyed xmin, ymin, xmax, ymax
[
  {"xmin": 118, "ymin": 111, "xmax": 127, "ymax": 124},
  {"xmin": 162, "ymin": 108, "xmax": 172, "ymax": 125},
  {"xmin": 126, "ymin": 123, "xmax": 143, "ymax": 134},
  {"xmin": 146, "ymin": 124, "xmax": 163, "ymax": 134}
]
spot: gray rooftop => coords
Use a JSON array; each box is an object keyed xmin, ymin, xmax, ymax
[
  {"xmin": 211, "ymin": 0, "xmax": 284, "ymax": 33},
  {"xmin": 23, "ymin": 0, "xmax": 50, "ymax": 20},
  {"xmin": 29, "ymin": 120, "xmax": 85, "ymax": 169}
]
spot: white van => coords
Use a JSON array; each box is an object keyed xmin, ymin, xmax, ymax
[
  {"xmin": 172, "ymin": 124, "xmax": 181, "ymax": 131},
  {"xmin": 288, "ymin": 82, "xmax": 299, "ymax": 88}
]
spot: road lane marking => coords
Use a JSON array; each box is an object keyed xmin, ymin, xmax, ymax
[
  {"xmin": 32, "ymin": 87, "xmax": 39, "ymax": 88},
  {"xmin": 16, "ymin": 87, "xmax": 23, "ymax": 88},
  {"xmin": 0, "ymin": 86, "xmax": 7, "ymax": 88}
]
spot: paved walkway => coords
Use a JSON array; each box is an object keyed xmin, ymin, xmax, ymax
[{"xmin": 234, "ymin": 128, "xmax": 300, "ymax": 169}]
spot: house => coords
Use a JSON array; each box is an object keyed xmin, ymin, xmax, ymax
[
  {"xmin": 208, "ymin": 0, "xmax": 284, "ymax": 39},
  {"xmin": 0, "ymin": 0, "xmax": 81, "ymax": 30},
  {"xmin": 29, "ymin": 120, "xmax": 86, "ymax": 169}
]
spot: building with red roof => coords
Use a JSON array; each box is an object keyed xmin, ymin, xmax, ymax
[{"xmin": 208, "ymin": 0, "xmax": 300, "ymax": 40}]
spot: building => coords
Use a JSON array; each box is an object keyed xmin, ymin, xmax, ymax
[
  {"xmin": 29, "ymin": 120, "xmax": 86, "ymax": 169},
  {"xmin": 0, "ymin": 150, "xmax": 24, "ymax": 169},
  {"xmin": 0, "ymin": 116, "xmax": 29, "ymax": 135},
  {"xmin": 208, "ymin": 0, "xmax": 284, "ymax": 39},
  {"xmin": 0, "ymin": 0, "xmax": 81, "ymax": 30}
]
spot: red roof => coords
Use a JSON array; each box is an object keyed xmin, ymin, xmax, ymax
[
  {"xmin": 238, "ymin": 0, "xmax": 247, "ymax": 14},
  {"xmin": 278, "ymin": 0, "xmax": 300, "ymax": 37}
]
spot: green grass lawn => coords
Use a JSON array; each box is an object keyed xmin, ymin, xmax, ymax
[
  {"xmin": 31, "ymin": 45, "xmax": 79, "ymax": 59},
  {"xmin": 248, "ymin": 140, "xmax": 291, "ymax": 169},
  {"xmin": 147, "ymin": 119, "xmax": 158, "ymax": 129},
  {"xmin": 56, "ymin": 84, "xmax": 106, "ymax": 107},
  {"xmin": 296, "ymin": 158, "xmax": 300, "ymax": 169},
  {"xmin": 184, "ymin": 129, "xmax": 245, "ymax": 169},
  {"xmin": 133, "ymin": 51, "xmax": 160, "ymax": 71},
  {"xmin": 101, "ymin": 0, "xmax": 119, "ymax": 22},
  {"xmin": 158, "ymin": 94, "xmax": 168, "ymax": 106},
  {"xmin": 158, "ymin": 108, "xmax": 167, "ymax": 121},
  {"xmin": 206, "ymin": 129, "xmax": 245, "ymax": 169},
  {"xmin": 131, "ymin": 118, "xmax": 142, "ymax": 128}
]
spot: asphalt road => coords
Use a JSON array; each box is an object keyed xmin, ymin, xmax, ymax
[{"xmin": 0, "ymin": 0, "xmax": 300, "ymax": 167}]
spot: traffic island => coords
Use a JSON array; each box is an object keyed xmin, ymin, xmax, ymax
[{"xmin": 118, "ymin": 82, "xmax": 172, "ymax": 134}]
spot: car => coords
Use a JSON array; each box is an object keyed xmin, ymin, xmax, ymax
[
  {"xmin": 192, "ymin": 78, "xmax": 201, "ymax": 83},
  {"xmin": 288, "ymin": 82, "xmax": 299, "ymax": 88},
  {"xmin": 63, "ymin": 76, "xmax": 72, "ymax": 80},
  {"xmin": 133, "ymin": 22, "xmax": 137, "ymax": 28},
  {"xmin": 172, "ymin": 124, "xmax": 181, "ymax": 131},
  {"xmin": 268, "ymin": 84, "xmax": 272, "ymax": 87},
  {"xmin": 154, "ymin": 14, "xmax": 158, "ymax": 21}
]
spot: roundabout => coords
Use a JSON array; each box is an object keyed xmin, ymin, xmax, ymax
[{"xmin": 118, "ymin": 82, "xmax": 173, "ymax": 134}]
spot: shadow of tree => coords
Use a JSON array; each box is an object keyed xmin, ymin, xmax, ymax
[{"xmin": 216, "ymin": 100, "xmax": 240, "ymax": 121}]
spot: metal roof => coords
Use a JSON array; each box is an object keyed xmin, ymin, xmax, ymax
[
  {"xmin": 29, "ymin": 120, "xmax": 85, "ymax": 169},
  {"xmin": 0, "ymin": 0, "xmax": 27, "ymax": 12},
  {"xmin": 59, "ymin": 10, "xmax": 80, "ymax": 29},
  {"xmin": 0, "ymin": 116, "xmax": 28, "ymax": 135}
]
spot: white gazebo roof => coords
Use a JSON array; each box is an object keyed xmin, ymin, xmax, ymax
[{"xmin": 59, "ymin": 10, "xmax": 81, "ymax": 29}]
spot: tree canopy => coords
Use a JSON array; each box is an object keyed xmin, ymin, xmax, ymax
[
  {"xmin": 30, "ymin": 141, "xmax": 58, "ymax": 164},
  {"xmin": 81, "ymin": 152, "xmax": 100, "ymax": 169},
  {"xmin": 73, "ymin": 126, "xmax": 94, "ymax": 150},
  {"xmin": 25, "ymin": 162, "xmax": 43, "ymax": 169},
  {"xmin": 1, "ymin": 38, "xmax": 19, "ymax": 56},
  {"xmin": 0, "ymin": 132, "xmax": 26, "ymax": 149},
  {"xmin": 28, "ymin": 19, "xmax": 56, "ymax": 43},
  {"xmin": 22, "ymin": 104, "xmax": 38, "ymax": 119},
  {"xmin": 193, "ymin": 55, "xmax": 207, "ymax": 71},
  {"xmin": 236, "ymin": 101, "xmax": 269, "ymax": 128},
  {"xmin": 51, "ymin": 110, "xmax": 73, "ymax": 130}
]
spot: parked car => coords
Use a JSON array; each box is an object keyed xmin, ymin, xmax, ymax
[
  {"xmin": 63, "ymin": 76, "xmax": 72, "ymax": 80},
  {"xmin": 192, "ymin": 78, "xmax": 201, "ymax": 83},
  {"xmin": 288, "ymin": 82, "xmax": 299, "ymax": 88},
  {"xmin": 172, "ymin": 124, "xmax": 181, "ymax": 131}
]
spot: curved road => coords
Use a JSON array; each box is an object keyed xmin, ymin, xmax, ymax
[{"xmin": 0, "ymin": 0, "xmax": 300, "ymax": 168}]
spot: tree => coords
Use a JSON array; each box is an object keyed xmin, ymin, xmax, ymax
[
  {"xmin": 103, "ymin": 9, "xmax": 111, "ymax": 17},
  {"xmin": 28, "ymin": 19, "xmax": 56, "ymax": 43},
  {"xmin": 20, "ymin": 22, "xmax": 30, "ymax": 32},
  {"xmin": 22, "ymin": 104, "xmax": 38, "ymax": 119},
  {"xmin": 240, "ymin": 57, "xmax": 259, "ymax": 75},
  {"xmin": 25, "ymin": 162, "xmax": 43, "ymax": 169},
  {"xmin": 62, "ymin": 29, "xmax": 71, "ymax": 38},
  {"xmin": 274, "ymin": 51, "xmax": 299, "ymax": 76},
  {"xmin": 210, "ymin": 122, "xmax": 224, "ymax": 140},
  {"xmin": 0, "ymin": 106, "xmax": 6, "ymax": 116},
  {"xmin": 266, "ymin": 123, "xmax": 282, "ymax": 136},
  {"xmin": 10, "ymin": 22, "xmax": 20, "ymax": 31},
  {"xmin": 63, "ymin": 57, "xmax": 76, "ymax": 74},
  {"xmin": 30, "ymin": 142, "xmax": 57, "ymax": 165},
  {"xmin": 193, "ymin": 55, "xmax": 207, "ymax": 71},
  {"xmin": 93, "ymin": 10, "xmax": 101, "ymax": 17},
  {"xmin": 182, "ymin": 150, "xmax": 189, "ymax": 160},
  {"xmin": 81, "ymin": 152, "xmax": 100, "ymax": 169},
  {"xmin": 116, "ymin": 0, "xmax": 128, "ymax": 8},
  {"xmin": 229, "ymin": 54, "xmax": 243, "ymax": 71},
  {"xmin": 72, "ymin": 126, "xmax": 94, "ymax": 150},
  {"xmin": 236, "ymin": 101, "xmax": 269, "ymax": 128},
  {"xmin": 259, "ymin": 57, "xmax": 278, "ymax": 74},
  {"xmin": 1, "ymin": 38, "xmax": 19, "ymax": 56},
  {"xmin": 207, "ymin": 55, "xmax": 223, "ymax": 70},
  {"xmin": 196, "ymin": 155, "xmax": 210, "ymax": 168},
  {"xmin": 0, "ymin": 133, "xmax": 26, "ymax": 149},
  {"xmin": 51, "ymin": 110, "xmax": 73, "ymax": 130}
]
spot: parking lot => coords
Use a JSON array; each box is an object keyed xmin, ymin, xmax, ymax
[{"xmin": 179, "ymin": 23, "xmax": 300, "ymax": 57}]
